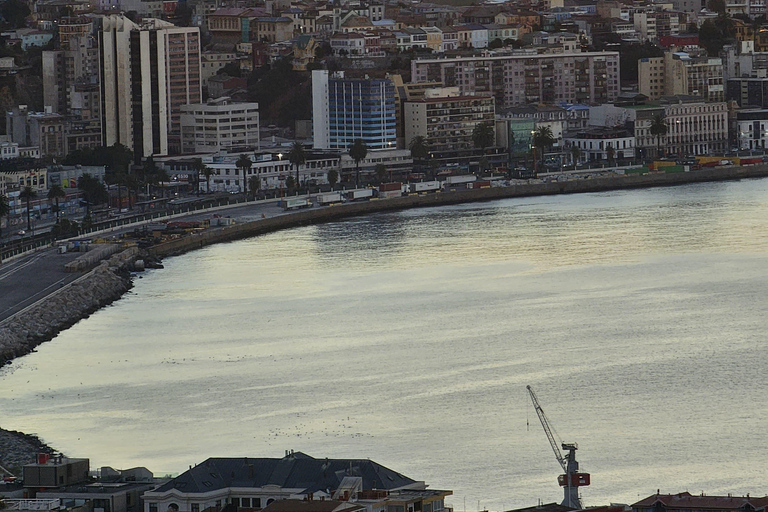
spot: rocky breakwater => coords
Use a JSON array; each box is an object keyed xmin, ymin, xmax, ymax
[
  {"xmin": 0, "ymin": 247, "xmax": 140, "ymax": 367},
  {"xmin": 0, "ymin": 427, "xmax": 57, "ymax": 476}
]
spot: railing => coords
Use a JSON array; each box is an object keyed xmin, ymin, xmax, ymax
[
  {"xmin": 3, "ymin": 499, "xmax": 61, "ymax": 510},
  {"xmin": 0, "ymin": 194, "xmax": 260, "ymax": 262}
]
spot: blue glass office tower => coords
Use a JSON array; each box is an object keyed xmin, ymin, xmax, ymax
[{"xmin": 312, "ymin": 70, "xmax": 396, "ymax": 150}]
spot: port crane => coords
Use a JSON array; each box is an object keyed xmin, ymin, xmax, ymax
[{"xmin": 526, "ymin": 385, "xmax": 590, "ymax": 509}]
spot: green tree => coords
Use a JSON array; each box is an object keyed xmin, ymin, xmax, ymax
[
  {"xmin": 191, "ymin": 158, "xmax": 208, "ymax": 196},
  {"xmin": 288, "ymin": 141, "xmax": 306, "ymax": 190},
  {"xmin": 248, "ymin": 175, "xmax": 261, "ymax": 198},
  {"xmin": 532, "ymin": 127, "xmax": 556, "ymax": 171},
  {"xmin": 285, "ymin": 175, "xmax": 296, "ymax": 192},
  {"xmin": 606, "ymin": 143, "xmax": 615, "ymax": 164},
  {"xmin": 570, "ymin": 145, "xmax": 581, "ymax": 167},
  {"xmin": 375, "ymin": 163, "xmax": 387, "ymax": 184},
  {"xmin": 201, "ymin": 165, "xmax": 214, "ymax": 193},
  {"xmin": 0, "ymin": 0, "xmax": 30, "ymax": 28},
  {"xmin": 19, "ymin": 186, "xmax": 36, "ymax": 232},
  {"xmin": 409, "ymin": 136, "xmax": 429, "ymax": 171},
  {"xmin": 707, "ymin": 0, "xmax": 726, "ymax": 14},
  {"xmin": 472, "ymin": 122, "xmax": 495, "ymax": 154},
  {"xmin": 47, "ymin": 184, "xmax": 66, "ymax": 222},
  {"xmin": 236, "ymin": 154, "xmax": 252, "ymax": 195},
  {"xmin": 348, "ymin": 139, "xmax": 368, "ymax": 188},
  {"xmin": 327, "ymin": 168, "xmax": 338, "ymax": 188},
  {"xmin": 650, "ymin": 113, "xmax": 668, "ymax": 159},
  {"xmin": 0, "ymin": 194, "xmax": 9, "ymax": 238},
  {"xmin": 77, "ymin": 173, "xmax": 108, "ymax": 214},
  {"xmin": 488, "ymin": 38, "xmax": 504, "ymax": 49}
]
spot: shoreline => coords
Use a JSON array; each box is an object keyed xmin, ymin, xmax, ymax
[
  {"xmin": 2, "ymin": 165, "xmax": 768, "ymax": 370},
  {"xmin": 149, "ymin": 164, "xmax": 768, "ymax": 259}
]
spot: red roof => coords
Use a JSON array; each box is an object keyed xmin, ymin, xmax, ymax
[{"xmin": 632, "ymin": 493, "xmax": 768, "ymax": 511}]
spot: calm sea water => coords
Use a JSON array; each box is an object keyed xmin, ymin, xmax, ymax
[{"xmin": 3, "ymin": 179, "xmax": 768, "ymax": 510}]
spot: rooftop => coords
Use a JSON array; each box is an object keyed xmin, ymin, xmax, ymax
[{"xmin": 151, "ymin": 452, "xmax": 418, "ymax": 495}]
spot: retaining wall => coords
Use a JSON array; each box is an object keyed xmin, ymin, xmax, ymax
[{"xmin": 150, "ymin": 165, "xmax": 768, "ymax": 258}]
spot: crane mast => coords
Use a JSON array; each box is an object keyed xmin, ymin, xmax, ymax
[{"xmin": 526, "ymin": 385, "xmax": 590, "ymax": 509}]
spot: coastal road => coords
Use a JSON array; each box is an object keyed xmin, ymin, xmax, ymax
[
  {"xmin": 0, "ymin": 248, "xmax": 86, "ymax": 323},
  {"xmin": 0, "ymin": 198, "xmax": 291, "ymax": 326}
]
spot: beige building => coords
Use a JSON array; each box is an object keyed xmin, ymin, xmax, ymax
[
  {"xmin": 639, "ymin": 51, "xmax": 724, "ymax": 102},
  {"xmin": 411, "ymin": 51, "xmax": 621, "ymax": 108},
  {"xmin": 99, "ymin": 16, "xmax": 201, "ymax": 158},
  {"xmin": 180, "ymin": 97, "xmax": 259, "ymax": 154},
  {"xmin": 404, "ymin": 87, "xmax": 495, "ymax": 153},
  {"xmin": 662, "ymin": 96, "xmax": 728, "ymax": 156}
]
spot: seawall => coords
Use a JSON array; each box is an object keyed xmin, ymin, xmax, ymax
[
  {"xmin": 0, "ymin": 248, "xmax": 138, "ymax": 367},
  {"xmin": 149, "ymin": 164, "xmax": 768, "ymax": 258}
]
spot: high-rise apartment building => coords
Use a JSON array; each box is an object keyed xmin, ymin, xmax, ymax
[
  {"xmin": 99, "ymin": 15, "xmax": 201, "ymax": 160},
  {"xmin": 404, "ymin": 87, "xmax": 495, "ymax": 152},
  {"xmin": 639, "ymin": 52, "xmax": 724, "ymax": 102},
  {"xmin": 410, "ymin": 51, "xmax": 621, "ymax": 108},
  {"xmin": 312, "ymin": 70, "xmax": 396, "ymax": 150},
  {"xmin": 43, "ymin": 35, "xmax": 102, "ymax": 153}
]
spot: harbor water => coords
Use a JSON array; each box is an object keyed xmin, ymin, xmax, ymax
[{"xmin": 2, "ymin": 178, "xmax": 768, "ymax": 509}]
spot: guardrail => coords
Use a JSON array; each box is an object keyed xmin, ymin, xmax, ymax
[{"xmin": 0, "ymin": 194, "xmax": 261, "ymax": 262}]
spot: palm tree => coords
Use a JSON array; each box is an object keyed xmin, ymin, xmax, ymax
[
  {"xmin": 0, "ymin": 194, "xmax": 9, "ymax": 238},
  {"xmin": 19, "ymin": 186, "xmax": 36, "ymax": 232},
  {"xmin": 650, "ymin": 113, "xmax": 668, "ymax": 159},
  {"xmin": 409, "ymin": 136, "xmax": 429, "ymax": 172},
  {"xmin": 248, "ymin": 175, "xmax": 261, "ymax": 198},
  {"xmin": 288, "ymin": 141, "xmax": 306, "ymax": 191},
  {"xmin": 532, "ymin": 127, "xmax": 556, "ymax": 172},
  {"xmin": 191, "ymin": 158, "xmax": 207, "ymax": 196},
  {"xmin": 348, "ymin": 139, "xmax": 368, "ymax": 188},
  {"xmin": 47, "ymin": 184, "xmax": 66, "ymax": 222},
  {"xmin": 570, "ymin": 145, "xmax": 581, "ymax": 167},
  {"xmin": 202, "ymin": 165, "xmax": 213, "ymax": 193},
  {"xmin": 236, "ymin": 154, "xmax": 252, "ymax": 195}
]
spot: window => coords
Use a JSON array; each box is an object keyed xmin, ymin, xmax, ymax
[{"xmin": 150, "ymin": 505, "xmax": 158, "ymax": 512}]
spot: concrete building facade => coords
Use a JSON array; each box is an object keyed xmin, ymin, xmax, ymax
[
  {"xmin": 180, "ymin": 97, "xmax": 259, "ymax": 154},
  {"xmin": 411, "ymin": 51, "xmax": 621, "ymax": 108},
  {"xmin": 404, "ymin": 87, "xmax": 495, "ymax": 152},
  {"xmin": 661, "ymin": 96, "xmax": 728, "ymax": 156},
  {"xmin": 99, "ymin": 15, "xmax": 201, "ymax": 160}
]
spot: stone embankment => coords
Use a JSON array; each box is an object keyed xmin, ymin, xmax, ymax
[
  {"xmin": 150, "ymin": 164, "xmax": 768, "ymax": 258},
  {"xmin": 0, "ymin": 428, "xmax": 57, "ymax": 477},
  {"xmin": 0, "ymin": 247, "xmax": 139, "ymax": 368}
]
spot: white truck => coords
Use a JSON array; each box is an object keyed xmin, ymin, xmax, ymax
[
  {"xmin": 409, "ymin": 181, "xmax": 441, "ymax": 193},
  {"xmin": 317, "ymin": 192, "xmax": 342, "ymax": 205},
  {"xmin": 444, "ymin": 175, "xmax": 477, "ymax": 185},
  {"xmin": 345, "ymin": 189, "xmax": 374, "ymax": 201},
  {"xmin": 282, "ymin": 197, "xmax": 311, "ymax": 210}
]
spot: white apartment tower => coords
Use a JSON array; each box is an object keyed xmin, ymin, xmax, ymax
[{"xmin": 99, "ymin": 15, "xmax": 201, "ymax": 160}]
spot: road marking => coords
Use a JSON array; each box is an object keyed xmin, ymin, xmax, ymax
[{"xmin": 0, "ymin": 274, "xmax": 75, "ymax": 321}]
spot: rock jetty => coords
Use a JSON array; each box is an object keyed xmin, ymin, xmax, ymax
[
  {"xmin": 0, "ymin": 248, "xmax": 139, "ymax": 368},
  {"xmin": 0, "ymin": 427, "xmax": 57, "ymax": 476}
]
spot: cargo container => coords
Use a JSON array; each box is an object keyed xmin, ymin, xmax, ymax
[
  {"xmin": 379, "ymin": 182, "xmax": 402, "ymax": 192},
  {"xmin": 317, "ymin": 192, "xmax": 342, "ymax": 205},
  {"xmin": 283, "ymin": 197, "xmax": 311, "ymax": 210},
  {"xmin": 410, "ymin": 181, "xmax": 441, "ymax": 193},
  {"xmin": 346, "ymin": 189, "xmax": 374, "ymax": 201},
  {"xmin": 378, "ymin": 189, "xmax": 402, "ymax": 199},
  {"xmin": 444, "ymin": 175, "xmax": 476, "ymax": 185},
  {"xmin": 469, "ymin": 180, "xmax": 491, "ymax": 189}
]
